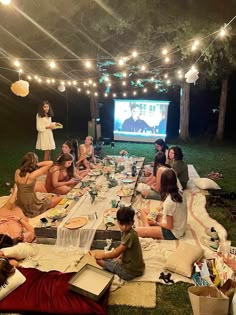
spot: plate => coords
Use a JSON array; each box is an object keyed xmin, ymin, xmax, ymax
[
  {"xmin": 64, "ymin": 217, "xmax": 88, "ymax": 229},
  {"xmin": 103, "ymin": 208, "xmax": 118, "ymax": 218},
  {"xmin": 122, "ymin": 178, "xmax": 135, "ymax": 183},
  {"xmin": 116, "ymin": 190, "xmax": 133, "ymax": 197},
  {"xmin": 47, "ymin": 208, "xmax": 68, "ymax": 220}
]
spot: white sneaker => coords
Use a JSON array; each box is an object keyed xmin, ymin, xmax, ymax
[{"xmin": 206, "ymin": 227, "xmax": 219, "ymax": 240}]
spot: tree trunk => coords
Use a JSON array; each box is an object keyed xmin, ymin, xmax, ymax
[
  {"xmin": 216, "ymin": 79, "xmax": 228, "ymax": 141},
  {"xmin": 179, "ymin": 81, "xmax": 190, "ymax": 141}
]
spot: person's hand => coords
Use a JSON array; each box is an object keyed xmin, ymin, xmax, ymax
[
  {"xmin": 94, "ymin": 252, "xmax": 104, "ymax": 260},
  {"xmin": 142, "ymin": 190, "xmax": 150, "ymax": 198},
  {"xmin": 50, "ymin": 123, "xmax": 56, "ymax": 129},
  {"xmin": 55, "ymin": 122, "xmax": 62, "ymax": 126}
]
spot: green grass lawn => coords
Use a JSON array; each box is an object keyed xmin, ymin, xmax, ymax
[{"xmin": 0, "ymin": 133, "xmax": 235, "ymax": 314}]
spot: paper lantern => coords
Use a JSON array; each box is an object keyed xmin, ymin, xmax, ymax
[
  {"xmin": 185, "ymin": 68, "xmax": 199, "ymax": 84},
  {"xmin": 58, "ymin": 84, "xmax": 66, "ymax": 92},
  {"xmin": 11, "ymin": 80, "xmax": 29, "ymax": 97}
]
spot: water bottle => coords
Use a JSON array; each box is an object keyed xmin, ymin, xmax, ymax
[{"xmin": 131, "ymin": 162, "xmax": 137, "ymax": 177}]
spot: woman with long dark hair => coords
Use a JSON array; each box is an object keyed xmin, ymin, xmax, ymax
[
  {"xmin": 45, "ymin": 153, "xmax": 80, "ymax": 195},
  {"xmin": 36, "ymin": 100, "xmax": 62, "ymax": 161},
  {"xmin": 136, "ymin": 169, "xmax": 187, "ymax": 240}
]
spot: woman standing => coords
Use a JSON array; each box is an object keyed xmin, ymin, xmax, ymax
[{"xmin": 36, "ymin": 100, "xmax": 62, "ymax": 161}]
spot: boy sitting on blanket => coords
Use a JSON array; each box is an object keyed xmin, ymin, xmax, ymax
[{"xmin": 95, "ymin": 206, "xmax": 145, "ymax": 280}]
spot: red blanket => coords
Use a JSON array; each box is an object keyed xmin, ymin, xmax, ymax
[{"xmin": 0, "ymin": 267, "xmax": 108, "ymax": 314}]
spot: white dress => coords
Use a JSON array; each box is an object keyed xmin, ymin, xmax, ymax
[{"xmin": 36, "ymin": 114, "xmax": 56, "ymax": 150}]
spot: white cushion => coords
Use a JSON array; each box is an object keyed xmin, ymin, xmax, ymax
[
  {"xmin": 165, "ymin": 243, "xmax": 204, "ymax": 277},
  {"xmin": 0, "ymin": 268, "xmax": 26, "ymax": 301},
  {"xmin": 193, "ymin": 178, "xmax": 221, "ymax": 190}
]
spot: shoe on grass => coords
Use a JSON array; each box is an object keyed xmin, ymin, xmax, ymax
[
  {"xmin": 200, "ymin": 236, "xmax": 220, "ymax": 252},
  {"xmin": 205, "ymin": 227, "xmax": 219, "ymax": 240}
]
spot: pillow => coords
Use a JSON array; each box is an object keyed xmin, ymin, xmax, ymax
[
  {"xmin": 193, "ymin": 178, "xmax": 221, "ymax": 190},
  {"xmin": 1, "ymin": 243, "xmax": 38, "ymax": 260},
  {"xmin": 165, "ymin": 243, "xmax": 204, "ymax": 277},
  {"xmin": 0, "ymin": 268, "xmax": 26, "ymax": 301}
]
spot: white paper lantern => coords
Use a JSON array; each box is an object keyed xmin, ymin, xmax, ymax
[
  {"xmin": 58, "ymin": 84, "xmax": 66, "ymax": 92},
  {"xmin": 185, "ymin": 68, "xmax": 199, "ymax": 84},
  {"xmin": 10, "ymin": 80, "xmax": 29, "ymax": 97}
]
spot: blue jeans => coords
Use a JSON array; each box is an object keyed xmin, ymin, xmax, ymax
[
  {"xmin": 161, "ymin": 228, "xmax": 177, "ymax": 240},
  {"xmin": 103, "ymin": 259, "xmax": 136, "ymax": 280}
]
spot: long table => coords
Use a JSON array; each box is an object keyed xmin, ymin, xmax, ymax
[{"xmin": 32, "ymin": 156, "xmax": 145, "ymax": 249}]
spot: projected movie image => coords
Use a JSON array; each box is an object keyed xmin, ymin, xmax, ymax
[{"xmin": 114, "ymin": 100, "xmax": 170, "ymax": 143}]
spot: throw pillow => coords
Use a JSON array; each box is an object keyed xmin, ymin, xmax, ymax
[
  {"xmin": 0, "ymin": 268, "xmax": 26, "ymax": 301},
  {"xmin": 194, "ymin": 178, "xmax": 221, "ymax": 190},
  {"xmin": 165, "ymin": 243, "xmax": 204, "ymax": 277}
]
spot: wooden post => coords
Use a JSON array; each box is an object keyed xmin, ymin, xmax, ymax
[
  {"xmin": 179, "ymin": 81, "xmax": 190, "ymax": 141},
  {"xmin": 216, "ymin": 79, "xmax": 228, "ymax": 141}
]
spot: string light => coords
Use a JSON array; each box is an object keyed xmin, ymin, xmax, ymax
[
  {"xmin": 219, "ymin": 27, "xmax": 227, "ymax": 37},
  {"xmin": 0, "ymin": 0, "xmax": 11, "ymax": 5},
  {"xmin": 85, "ymin": 60, "xmax": 92, "ymax": 68},
  {"xmin": 143, "ymin": 88, "xmax": 147, "ymax": 93},
  {"xmin": 77, "ymin": 88, "xmax": 81, "ymax": 92},
  {"xmin": 133, "ymin": 91, "xmax": 137, "ymax": 95},
  {"xmin": 164, "ymin": 57, "xmax": 170, "ymax": 63},
  {"xmin": 113, "ymin": 93, "xmax": 116, "ymax": 97},
  {"xmin": 140, "ymin": 65, "xmax": 146, "ymax": 71},
  {"xmin": 122, "ymin": 72, "xmax": 127, "ymax": 77},
  {"xmin": 49, "ymin": 61, "xmax": 56, "ymax": 69},
  {"xmin": 162, "ymin": 49, "xmax": 168, "ymax": 55},
  {"xmin": 118, "ymin": 58, "xmax": 125, "ymax": 66},
  {"xmin": 164, "ymin": 74, "xmax": 168, "ymax": 78},
  {"xmin": 104, "ymin": 93, "xmax": 108, "ymax": 97},
  {"xmin": 132, "ymin": 51, "xmax": 138, "ymax": 58},
  {"xmin": 72, "ymin": 80, "xmax": 77, "ymax": 85},
  {"xmin": 27, "ymin": 75, "xmax": 32, "ymax": 80},
  {"xmin": 94, "ymin": 92, "xmax": 98, "ymax": 96},
  {"xmin": 122, "ymin": 81, "xmax": 126, "ymax": 86},
  {"xmin": 19, "ymin": 69, "xmax": 23, "ymax": 74},
  {"xmin": 155, "ymin": 84, "xmax": 159, "ymax": 89},
  {"xmin": 14, "ymin": 60, "xmax": 21, "ymax": 67},
  {"xmin": 123, "ymin": 92, "xmax": 126, "ymax": 97},
  {"xmin": 166, "ymin": 79, "xmax": 171, "ymax": 84}
]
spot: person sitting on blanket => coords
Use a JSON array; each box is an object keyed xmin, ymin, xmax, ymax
[
  {"xmin": 94, "ymin": 206, "xmax": 145, "ymax": 280},
  {"xmin": 135, "ymin": 169, "xmax": 187, "ymax": 240},
  {"xmin": 45, "ymin": 153, "xmax": 81, "ymax": 195},
  {"xmin": 0, "ymin": 187, "xmax": 35, "ymax": 243},
  {"xmin": 76, "ymin": 136, "xmax": 96, "ymax": 170},
  {"xmin": 142, "ymin": 151, "xmax": 170, "ymax": 199},
  {"xmin": 15, "ymin": 152, "xmax": 62, "ymax": 218},
  {"xmin": 61, "ymin": 140, "xmax": 89, "ymax": 178},
  {"xmin": 168, "ymin": 146, "xmax": 189, "ymax": 189}
]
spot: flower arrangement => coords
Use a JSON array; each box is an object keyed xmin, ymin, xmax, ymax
[
  {"xmin": 103, "ymin": 166, "xmax": 112, "ymax": 180},
  {"xmin": 88, "ymin": 188, "xmax": 98, "ymax": 204},
  {"xmin": 120, "ymin": 150, "xmax": 128, "ymax": 156}
]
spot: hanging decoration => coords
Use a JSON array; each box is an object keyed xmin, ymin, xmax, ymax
[
  {"xmin": 10, "ymin": 80, "xmax": 29, "ymax": 97},
  {"xmin": 185, "ymin": 68, "xmax": 199, "ymax": 84},
  {"xmin": 58, "ymin": 84, "xmax": 66, "ymax": 92}
]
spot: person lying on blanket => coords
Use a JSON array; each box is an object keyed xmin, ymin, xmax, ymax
[
  {"xmin": 94, "ymin": 206, "xmax": 145, "ymax": 280},
  {"xmin": 135, "ymin": 169, "xmax": 187, "ymax": 240},
  {"xmin": 0, "ymin": 186, "xmax": 35, "ymax": 244}
]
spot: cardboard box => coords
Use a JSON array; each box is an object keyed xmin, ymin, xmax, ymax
[{"xmin": 69, "ymin": 264, "xmax": 114, "ymax": 301}]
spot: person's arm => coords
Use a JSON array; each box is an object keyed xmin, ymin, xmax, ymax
[
  {"xmin": 94, "ymin": 244, "xmax": 126, "ymax": 260},
  {"xmin": 51, "ymin": 168, "xmax": 75, "ymax": 188},
  {"xmin": 29, "ymin": 161, "xmax": 53, "ymax": 180},
  {"xmin": 151, "ymin": 168, "xmax": 162, "ymax": 192},
  {"xmin": 157, "ymin": 215, "xmax": 173, "ymax": 230},
  {"xmin": 36, "ymin": 115, "xmax": 55, "ymax": 132},
  {"xmin": 18, "ymin": 217, "xmax": 35, "ymax": 242},
  {"xmin": 91, "ymin": 146, "xmax": 96, "ymax": 164}
]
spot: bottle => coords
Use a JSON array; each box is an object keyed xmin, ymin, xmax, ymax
[{"xmin": 132, "ymin": 162, "xmax": 137, "ymax": 177}]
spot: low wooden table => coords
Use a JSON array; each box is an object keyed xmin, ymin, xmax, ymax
[{"xmin": 32, "ymin": 156, "xmax": 145, "ymax": 248}]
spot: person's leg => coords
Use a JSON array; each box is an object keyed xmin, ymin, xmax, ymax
[
  {"xmin": 135, "ymin": 226, "xmax": 163, "ymax": 239},
  {"xmin": 52, "ymin": 185, "xmax": 72, "ymax": 195},
  {"xmin": 44, "ymin": 150, "xmax": 50, "ymax": 161},
  {"xmin": 34, "ymin": 181, "xmax": 47, "ymax": 193},
  {"xmin": 0, "ymin": 185, "xmax": 17, "ymax": 210},
  {"xmin": 48, "ymin": 196, "xmax": 63, "ymax": 209},
  {"xmin": 99, "ymin": 259, "xmax": 136, "ymax": 281}
]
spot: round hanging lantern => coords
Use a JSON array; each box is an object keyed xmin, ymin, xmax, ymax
[
  {"xmin": 58, "ymin": 84, "xmax": 66, "ymax": 92},
  {"xmin": 185, "ymin": 68, "xmax": 199, "ymax": 85},
  {"xmin": 10, "ymin": 80, "xmax": 29, "ymax": 97}
]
